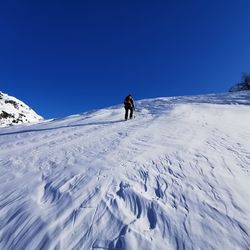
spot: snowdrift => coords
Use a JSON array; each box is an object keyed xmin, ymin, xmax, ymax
[{"xmin": 0, "ymin": 91, "xmax": 250, "ymax": 249}]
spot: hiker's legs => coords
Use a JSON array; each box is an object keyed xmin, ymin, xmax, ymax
[
  {"xmin": 125, "ymin": 108, "xmax": 129, "ymax": 120},
  {"xmin": 129, "ymin": 107, "xmax": 133, "ymax": 119}
]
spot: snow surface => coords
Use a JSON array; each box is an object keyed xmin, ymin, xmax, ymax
[
  {"xmin": 0, "ymin": 91, "xmax": 250, "ymax": 250},
  {"xmin": 0, "ymin": 91, "xmax": 43, "ymax": 127}
]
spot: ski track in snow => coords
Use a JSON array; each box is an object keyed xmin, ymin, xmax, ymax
[{"xmin": 0, "ymin": 92, "xmax": 250, "ymax": 249}]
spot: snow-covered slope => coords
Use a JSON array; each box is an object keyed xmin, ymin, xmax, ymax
[
  {"xmin": 0, "ymin": 91, "xmax": 250, "ymax": 250},
  {"xmin": 0, "ymin": 91, "xmax": 43, "ymax": 127}
]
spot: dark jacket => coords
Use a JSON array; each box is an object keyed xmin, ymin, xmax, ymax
[{"xmin": 124, "ymin": 95, "xmax": 134, "ymax": 109}]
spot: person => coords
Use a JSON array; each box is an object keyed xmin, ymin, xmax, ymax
[{"xmin": 123, "ymin": 94, "xmax": 135, "ymax": 120}]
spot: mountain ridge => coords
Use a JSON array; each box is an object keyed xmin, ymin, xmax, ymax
[{"xmin": 0, "ymin": 91, "xmax": 43, "ymax": 127}]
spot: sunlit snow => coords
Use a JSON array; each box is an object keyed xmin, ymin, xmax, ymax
[{"xmin": 0, "ymin": 91, "xmax": 249, "ymax": 249}]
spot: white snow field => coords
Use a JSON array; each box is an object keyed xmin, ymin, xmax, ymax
[{"xmin": 0, "ymin": 91, "xmax": 250, "ymax": 250}]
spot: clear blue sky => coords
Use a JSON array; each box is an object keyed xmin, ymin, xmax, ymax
[{"xmin": 1, "ymin": 0, "xmax": 250, "ymax": 118}]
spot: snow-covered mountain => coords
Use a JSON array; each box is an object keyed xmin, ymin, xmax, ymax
[
  {"xmin": 229, "ymin": 75, "xmax": 250, "ymax": 92},
  {"xmin": 0, "ymin": 91, "xmax": 249, "ymax": 250},
  {"xmin": 0, "ymin": 91, "xmax": 43, "ymax": 127},
  {"xmin": 229, "ymin": 82, "xmax": 250, "ymax": 92}
]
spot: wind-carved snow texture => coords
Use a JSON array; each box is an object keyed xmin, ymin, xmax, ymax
[{"xmin": 0, "ymin": 91, "xmax": 250, "ymax": 249}]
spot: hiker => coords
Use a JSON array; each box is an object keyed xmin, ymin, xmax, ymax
[{"xmin": 124, "ymin": 94, "xmax": 135, "ymax": 120}]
